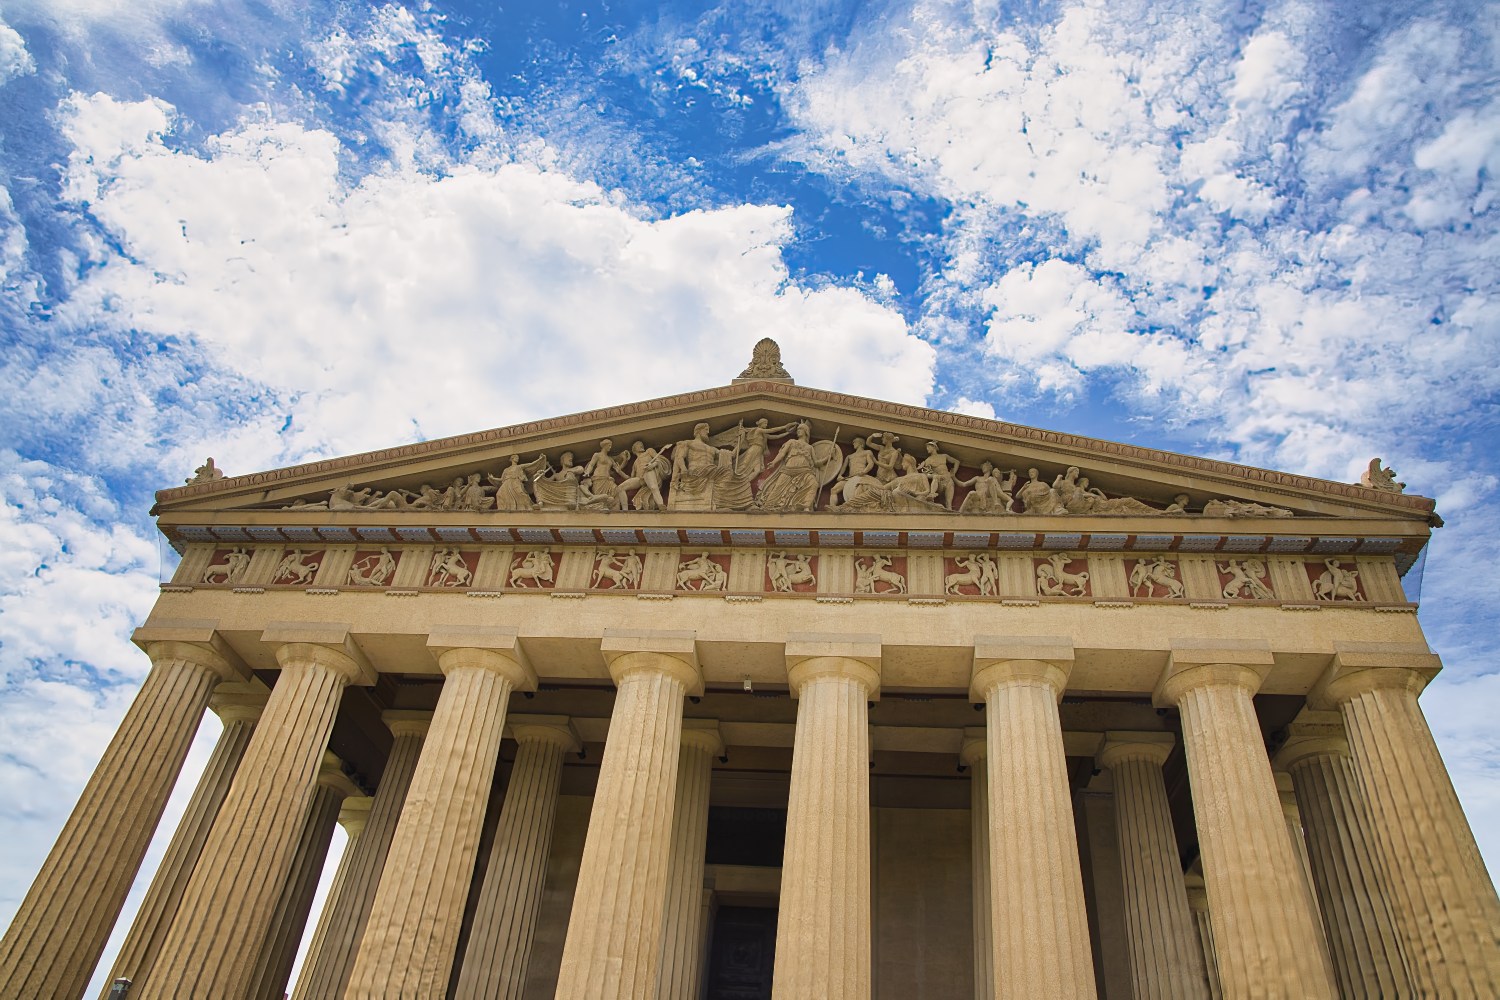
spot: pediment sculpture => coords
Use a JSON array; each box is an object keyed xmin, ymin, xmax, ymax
[{"xmin": 272, "ymin": 414, "xmax": 1297, "ymax": 519}]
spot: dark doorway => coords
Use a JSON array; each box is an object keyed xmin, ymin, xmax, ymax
[{"xmin": 704, "ymin": 906, "xmax": 777, "ymax": 1000}]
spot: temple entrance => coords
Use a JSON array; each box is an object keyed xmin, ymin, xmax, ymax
[{"xmin": 705, "ymin": 905, "xmax": 778, "ymax": 1000}]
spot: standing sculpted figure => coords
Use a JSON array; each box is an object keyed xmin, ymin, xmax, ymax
[
  {"xmin": 945, "ymin": 554, "xmax": 998, "ymax": 596},
  {"xmin": 429, "ymin": 549, "xmax": 472, "ymax": 587},
  {"xmin": 867, "ymin": 431, "xmax": 904, "ymax": 483},
  {"xmin": 203, "ymin": 547, "xmax": 251, "ymax": 585},
  {"xmin": 756, "ymin": 422, "xmax": 822, "ymax": 512},
  {"xmin": 617, "ymin": 441, "xmax": 673, "ymax": 511},
  {"xmin": 582, "ymin": 439, "xmax": 629, "ymax": 510},
  {"xmin": 918, "ymin": 441, "xmax": 961, "ymax": 509},
  {"xmin": 348, "ymin": 548, "xmax": 397, "ymax": 587},
  {"xmin": 1016, "ymin": 468, "xmax": 1067, "ymax": 515},
  {"xmin": 767, "ymin": 551, "xmax": 816, "ymax": 592},
  {"xmin": 855, "ymin": 554, "xmax": 907, "ymax": 595},
  {"xmin": 711, "ymin": 418, "xmax": 798, "ymax": 479},
  {"xmin": 1218, "ymin": 559, "xmax": 1273, "ymax": 600},
  {"xmin": 488, "ymin": 455, "xmax": 545, "ymax": 512},
  {"xmin": 591, "ymin": 550, "xmax": 642, "ymax": 590},
  {"xmin": 957, "ymin": 462, "xmax": 1016, "ymax": 514}
]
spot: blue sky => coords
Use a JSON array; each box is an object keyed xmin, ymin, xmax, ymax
[{"xmin": 1, "ymin": 0, "xmax": 1497, "ymax": 989}]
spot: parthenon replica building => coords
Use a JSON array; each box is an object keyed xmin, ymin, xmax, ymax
[{"xmin": 3, "ymin": 340, "xmax": 1497, "ymax": 999}]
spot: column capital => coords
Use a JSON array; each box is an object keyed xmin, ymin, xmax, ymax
[
  {"xmin": 1155, "ymin": 638, "xmax": 1274, "ymax": 707},
  {"xmin": 135, "ymin": 623, "xmax": 249, "ymax": 683},
  {"xmin": 681, "ymin": 719, "xmax": 724, "ymax": 756},
  {"xmin": 434, "ymin": 646, "xmax": 538, "ymax": 690},
  {"xmin": 1097, "ymin": 731, "xmax": 1175, "ymax": 770},
  {"xmin": 1309, "ymin": 641, "xmax": 1442, "ymax": 707},
  {"xmin": 317, "ymin": 753, "xmax": 363, "ymax": 800},
  {"xmin": 785, "ymin": 632, "xmax": 881, "ymax": 698},
  {"xmin": 600, "ymin": 628, "xmax": 702, "ymax": 694},
  {"xmin": 381, "ymin": 709, "xmax": 434, "ymax": 740},
  {"xmin": 338, "ymin": 797, "xmax": 374, "ymax": 838},
  {"xmin": 970, "ymin": 636, "xmax": 1073, "ymax": 702},
  {"xmin": 265, "ymin": 622, "xmax": 377, "ymax": 685},
  {"xmin": 1272, "ymin": 710, "xmax": 1350, "ymax": 770},
  {"xmin": 210, "ymin": 690, "xmax": 268, "ymax": 726},
  {"xmin": 960, "ymin": 726, "xmax": 986, "ymax": 767},
  {"xmin": 507, "ymin": 715, "xmax": 582, "ymax": 752}
]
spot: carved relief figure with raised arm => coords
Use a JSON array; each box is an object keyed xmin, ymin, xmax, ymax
[
  {"xmin": 508, "ymin": 550, "xmax": 555, "ymax": 588},
  {"xmin": 855, "ymin": 554, "xmax": 907, "ymax": 595},
  {"xmin": 1313, "ymin": 558, "xmax": 1360, "ymax": 601},
  {"xmin": 348, "ymin": 548, "xmax": 397, "ymax": 587},
  {"xmin": 676, "ymin": 553, "xmax": 728, "ymax": 591},
  {"xmin": 958, "ymin": 462, "xmax": 1016, "ymax": 514},
  {"xmin": 455, "ymin": 473, "xmax": 494, "ymax": 512},
  {"xmin": 591, "ymin": 549, "xmax": 642, "ymax": 590},
  {"xmin": 1219, "ymin": 559, "xmax": 1273, "ymax": 600},
  {"xmin": 867, "ymin": 431, "xmax": 904, "ymax": 483},
  {"xmin": 617, "ymin": 440, "xmax": 673, "ymax": 511},
  {"xmin": 1036, "ymin": 552, "xmax": 1089, "ymax": 597},
  {"xmin": 272, "ymin": 549, "xmax": 320, "ymax": 586},
  {"xmin": 1017, "ymin": 468, "xmax": 1067, "ymax": 515},
  {"xmin": 582, "ymin": 439, "xmax": 630, "ymax": 511},
  {"xmin": 203, "ymin": 547, "xmax": 251, "ymax": 585},
  {"xmin": 767, "ymin": 551, "xmax": 816, "ymax": 593},
  {"xmin": 946, "ymin": 553, "xmax": 999, "ymax": 596},
  {"xmin": 429, "ymin": 549, "xmax": 473, "ymax": 587},
  {"xmin": 489, "ymin": 454, "xmax": 545, "ymax": 512},
  {"xmin": 1360, "ymin": 458, "xmax": 1405, "ymax": 493},
  {"xmin": 756, "ymin": 422, "xmax": 832, "ymax": 513},
  {"xmin": 711, "ymin": 418, "xmax": 798, "ymax": 479},
  {"xmin": 1129, "ymin": 557, "xmax": 1184, "ymax": 598},
  {"xmin": 669, "ymin": 423, "xmax": 754, "ymax": 512},
  {"xmin": 918, "ymin": 441, "xmax": 961, "ymax": 509}
]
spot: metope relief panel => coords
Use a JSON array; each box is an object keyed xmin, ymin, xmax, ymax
[
  {"xmin": 201, "ymin": 547, "xmax": 253, "ymax": 586},
  {"xmin": 346, "ymin": 548, "xmax": 401, "ymax": 587},
  {"xmin": 765, "ymin": 551, "xmax": 816, "ymax": 594},
  {"xmin": 1124, "ymin": 556, "xmax": 1185, "ymax": 600},
  {"xmin": 676, "ymin": 552, "xmax": 730, "ymax": 592},
  {"xmin": 590, "ymin": 550, "xmax": 644, "ymax": 591},
  {"xmin": 943, "ymin": 554, "xmax": 1000, "ymax": 597},
  {"xmin": 854, "ymin": 554, "xmax": 907, "ymax": 596},
  {"xmin": 505, "ymin": 550, "xmax": 556, "ymax": 590},
  {"xmin": 1216, "ymin": 559, "xmax": 1274, "ymax": 601},
  {"xmin": 270, "ymin": 548, "xmax": 325, "ymax": 586},
  {"xmin": 1035, "ymin": 553, "xmax": 1090, "ymax": 598},
  {"xmin": 1308, "ymin": 559, "xmax": 1365, "ymax": 602}
]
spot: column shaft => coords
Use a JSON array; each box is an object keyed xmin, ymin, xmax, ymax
[
  {"xmin": 555, "ymin": 648, "xmax": 697, "ymax": 999},
  {"xmin": 139, "ymin": 642, "xmax": 369, "ymax": 998},
  {"xmin": 99, "ymin": 700, "xmax": 260, "ymax": 996},
  {"xmin": 963, "ymin": 737, "xmax": 993, "ymax": 1000},
  {"xmin": 1098, "ymin": 736, "xmax": 1209, "ymax": 1000},
  {"xmin": 0, "ymin": 644, "xmax": 236, "ymax": 1000},
  {"xmin": 977, "ymin": 659, "xmax": 1096, "ymax": 999},
  {"xmin": 1162, "ymin": 662, "xmax": 1336, "ymax": 996},
  {"xmin": 245, "ymin": 758, "xmax": 353, "ymax": 1000},
  {"xmin": 453, "ymin": 720, "xmax": 577, "ymax": 1000},
  {"xmin": 1280, "ymin": 736, "xmax": 1411, "ymax": 998},
  {"xmin": 772, "ymin": 655, "xmax": 877, "ymax": 1000},
  {"xmin": 345, "ymin": 647, "xmax": 533, "ymax": 998},
  {"xmin": 1183, "ymin": 877, "xmax": 1222, "ymax": 1000},
  {"xmin": 657, "ymin": 724, "xmax": 721, "ymax": 1000},
  {"xmin": 291, "ymin": 717, "xmax": 428, "ymax": 1000},
  {"xmin": 1332, "ymin": 669, "xmax": 1500, "ymax": 993}
]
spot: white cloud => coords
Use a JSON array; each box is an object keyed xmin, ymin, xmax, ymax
[
  {"xmin": 948, "ymin": 396, "xmax": 995, "ymax": 419},
  {"xmin": 0, "ymin": 19, "xmax": 35, "ymax": 86}
]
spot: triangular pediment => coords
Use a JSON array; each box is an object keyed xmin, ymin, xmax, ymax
[{"xmin": 153, "ymin": 381, "xmax": 1436, "ymax": 574}]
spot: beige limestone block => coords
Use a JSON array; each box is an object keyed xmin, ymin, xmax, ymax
[
  {"xmin": 100, "ymin": 695, "xmax": 264, "ymax": 997},
  {"xmin": 292, "ymin": 712, "xmax": 430, "ymax": 1000},
  {"xmin": 1275, "ymin": 715, "xmax": 1411, "ymax": 998},
  {"xmin": 657, "ymin": 721, "xmax": 723, "ymax": 1000},
  {"xmin": 470, "ymin": 545, "xmax": 514, "ymax": 590},
  {"xmin": 453, "ymin": 717, "xmax": 580, "ymax": 1000},
  {"xmin": 171, "ymin": 542, "xmax": 216, "ymax": 584},
  {"xmin": 817, "ymin": 549, "xmax": 854, "ymax": 594},
  {"xmin": 1088, "ymin": 554, "xmax": 1129, "ymax": 600},
  {"xmin": 1269, "ymin": 556, "xmax": 1315, "ymax": 601},
  {"xmin": 642, "ymin": 548, "xmax": 680, "ymax": 591},
  {"xmin": 313, "ymin": 546, "xmax": 355, "ymax": 586},
  {"xmin": 1183, "ymin": 875, "xmax": 1222, "ymax": 1000},
  {"xmin": 556, "ymin": 548, "xmax": 593, "ymax": 589},
  {"xmin": 242, "ymin": 545, "xmax": 282, "ymax": 585},
  {"xmin": 729, "ymin": 547, "xmax": 766, "ymax": 592},
  {"xmin": 961, "ymin": 732, "xmax": 993, "ymax": 1000},
  {"xmin": 391, "ymin": 545, "xmax": 433, "ymax": 589},
  {"xmin": 136, "ymin": 638, "xmax": 372, "ymax": 999},
  {"xmin": 773, "ymin": 635, "xmax": 880, "ymax": 1000},
  {"xmin": 994, "ymin": 553, "xmax": 1033, "ymax": 596},
  {"xmin": 906, "ymin": 551, "xmax": 943, "ymax": 596},
  {"xmin": 970, "ymin": 638, "xmax": 1097, "ymax": 1000},
  {"xmin": 0, "ymin": 639, "xmax": 243, "ymax": 1000},
  {"xmin": 1324, "ymin": 654, "xmax": 1500, "ymax": 993},
  {"xmin": 1096, "ymin": 733, "xmax": 1209, "ymax": 1000},
  {"xmin": 1177, "ymin": 556, "xmax": 1220, "ymax": 601},
  {"xmin": 344, "ymin": 633, "xmax": 537, "ymax": 999},
  {"xmin": 555, "ymin": 629, "xmax": 702, "ymax": 999},
  {"xmin": 1155, "ymin": 646, "xmax": 1337, "ymax": 998},
  {"xmin": 660, "ymin": 722, "xmax": 723, "ymax": 995},
  {"xmin": 245, "ymin": 754, "xmax": 358, "ymax": 1000},
  {"xmin": 1353, "ymin": 557, "xmax": 1403, "ymax": 603}
]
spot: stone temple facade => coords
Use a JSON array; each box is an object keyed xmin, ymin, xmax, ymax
[{"xmin": 2, "ymin": 346, "xmax": 1497, "ymax": 999}]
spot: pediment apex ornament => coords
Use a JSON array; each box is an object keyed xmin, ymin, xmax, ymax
[{"xmin": 733, "ymin": 337, "xmax": 793, "ymax": 384}]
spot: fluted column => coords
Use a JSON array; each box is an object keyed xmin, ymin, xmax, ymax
[
  {"xmin": 1155, "ymin": 643, "xmax": 1337, "ymax": 997},
  {"xmin": 1274, "ymin": 768, "xmax": 1333, "ymax": 965},
  {"xmin": 453, "ymin": 716, "xmax": 580, "ymax": 1000},
  {"xmin": 292, "ymin": 792, "xmax": 372, "ymax": 992},
  {"xmin": 292, "ymin": 711, "xmax": 429, "ymax": 1000},
  {"xmin": 1321, "ymin": 645, "xmax": 1500, "ymax": 994},
  {"xmin": 246, "ymin": 753, "xmax": 360, "ymax": 1000},
  {"xmin": 961, "ymin": 730, "xmax": 993, "ymax": 1000},
  {"xmin": 970, "ymin": 637, "xmax": 1096, "ymax": 1000},
  {"xmin": 0, "ymin": 632, "xmax": 245, "ymax": 1000},
  {"xmin": 1274, "ymin": 711, "xmax": 1411, "ymax": 998},
  {"xmin": 1096, "ymin": 732, "xmax": 1209, "ymax": 1000},
  {"xmin": 657, "ymin": 720, "xmax": 723, "ymax": 1000},
  {"xmin": 1182, "ymin": 874, "xmax": 1221, "ymax": 1000},
  {"xmin": 99, "ymin": 692, "xmax": 264, "ymax": 998},
  {"xmin": 139, "ymin": 630, "xmax": 375, "ymax": 998},
  {"xmin": 772, "ymin": 633, "xmax": 880, "ymax": 1000},
  {"xmin": 345, "ymin": 629, "xmax": 538, "ymax": 999},
  {"xmin": 555, "ymin": 629, "xmax": 703, "ymax": 1000}
]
